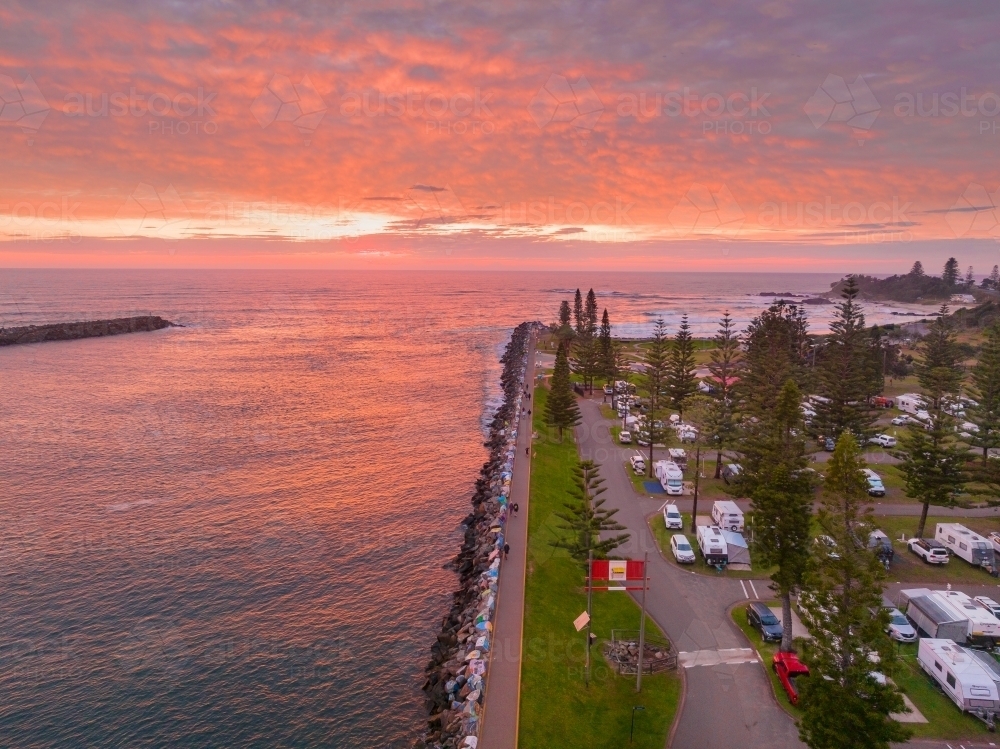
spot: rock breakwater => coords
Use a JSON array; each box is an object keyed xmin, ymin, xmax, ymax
[
  {"xmin": 416, "ymin": 322, "xmax": 534, "ymax": 749},
  {"xmin": 0, "ymin": 316, "xmax": 177, "ymax": 346}
]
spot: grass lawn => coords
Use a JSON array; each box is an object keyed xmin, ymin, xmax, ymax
[
  {"xmin": 519, "ymin": 387, "xmax": 682, "ymax": 749},
  {"xmin": 650, "ymin": 512, "xmax": 778, "ymax": 580},
  {"xmin": 874, "ymin": 515, "xmax": 1000, "ymax": 585},
  {"xmin": 729, "ymin": 604, "xmax": 804, "ymax": 719}
]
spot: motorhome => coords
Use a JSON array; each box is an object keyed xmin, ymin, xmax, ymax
[
  {"xmin": 938, "ymin": 590, "xmax": 1000, "ymax": 642},
  {"xmin": 935, "ymin": 523, "xmax": 997, "ymax": 571},
  {"xmin": 654, "ymin": 460, "xmax": 684, "ymax": 496},
  {"xmin": 696, "ymin": 525, "xmax": 728, "ymax": 566},
  {"xmin": 897, "ymin": 393, "xmax": 927, "ymax": 415},
  {"xmin": 902, "ymin": 588, "xmax": 970, "ymax": 642},
  {"xmin": 918, "ymin": 639, "xmax": 1000, "ymax": 727},
  {"xmin": 711, "ymin": 500, "xmax": 744, "ymax": 532}
]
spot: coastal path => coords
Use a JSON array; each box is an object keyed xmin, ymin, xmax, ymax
[{"xmin": 478, "ymin": 332, "xmax": 536, "ymax": 749}]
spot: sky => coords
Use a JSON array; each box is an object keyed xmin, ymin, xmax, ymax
[{"xmin": 1, "ymin": 0, "xmax": 999, "ymax": 272}]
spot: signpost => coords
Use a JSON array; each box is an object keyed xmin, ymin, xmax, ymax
[{"xmin": 587, "ymin": 556, "xmax": 649, "ymax": 691}]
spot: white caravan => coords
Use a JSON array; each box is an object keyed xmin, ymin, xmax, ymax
[
  {"xmin": 696, "ymin": 525, "xmax": 728, "ymax": 566},
  {"xmin": 653, "ymin": 460, "xmax": 684, "ymax": 496},
  {"xmin": 901, "ymin": 588, "xmax": 969, "ymax": 642},
  {"xmin": 897, "ymin": 393, "xmax": 928, "ymax": 415},
  {"xmin": 935, "ymin": 523, "xmax": 997, "ymax": 571},
  {"xmin": 918, "ymin": 639, "xmax": 1000, "ymax": 728},
  {"xmin": 711, "ymin": 500, "xmax": 744, "ymax": 532},
  {"xmin": 937, "ymin": 590, "xmax": 1000, "ymax": 641}
]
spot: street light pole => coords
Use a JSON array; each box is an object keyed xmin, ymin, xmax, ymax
[
  {"xmin": 636, "ymin": 552, "xmax": 648, "ymax": 692},
  {"xmin": 586, "ymin": 549, "xmax": 593, "ymax": 688}
]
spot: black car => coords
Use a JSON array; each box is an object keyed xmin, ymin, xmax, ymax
[{"xmin": 747, "ymin": 601, "xmax": 783, "ymax": 642}]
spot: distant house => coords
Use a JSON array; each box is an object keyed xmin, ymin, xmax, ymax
[{"xmin": 951, "ymin": 294, "xmax": 977, "ymax": 305}]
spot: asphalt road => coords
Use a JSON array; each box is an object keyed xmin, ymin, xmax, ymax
[{"xmin": 574, "ymin": 396, "xmax": 806, "ymax": 749}]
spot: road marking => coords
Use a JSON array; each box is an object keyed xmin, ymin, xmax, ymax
[
  {"xmin": 678, "ymin": 648, "xmax": 757, "ymax": 668},
  {"xmin": 749, "ymin": 580, "xmax": 758, "ymax": 598},
  {"xmin": 739, "ymin": 580, "xmax": 748, "ymax": 599}
]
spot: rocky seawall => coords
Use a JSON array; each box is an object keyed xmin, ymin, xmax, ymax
[
  {"xmin": 0, "ymin": 316, "xmax": 177, "ymax": 346},
  {"xmin": 416, "ymin": 321, "xmax": 534, "ymax": 749}
]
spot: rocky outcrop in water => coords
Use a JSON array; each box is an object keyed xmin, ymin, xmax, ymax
[
  {"xmin": 415, "ymin": 321, "xmax": 535, "ymax": 749},
  {"xmin": 0, "ymin": 316, "xmax": 177, "ymax": 346}
]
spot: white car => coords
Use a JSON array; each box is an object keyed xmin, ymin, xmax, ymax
[
  {"xmin": 670, "ymin": 534, "xmax": 696, "ymax": 564},
  {"xmin": 663, "ymin": 503, "xmax": 683, "ymax": 530},
  {"xmin": 907, "ymin": 537, "xmax": 949, "ymax": 564},
  {"xmin": 869, "ymin": 434, "xmax": 897, "ymax": 448},
  {"xmin": 629, "ymin": 454, "xmax": 646, "ymax": 474},
  {"xmin": 884, "ymin": 607, "xmax": 917, "ymax": 643},
  {"xmin": 619, "ymin": 430, "xmax": 632, "ymax": 444},
  {"xmin": 890, "ymin": 415, "xmax": 909, "ymax": 426}
]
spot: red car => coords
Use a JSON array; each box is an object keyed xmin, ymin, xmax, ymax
[{"xmin": 772, "ymin": 652, "xmax": 809, "ymax": 705}]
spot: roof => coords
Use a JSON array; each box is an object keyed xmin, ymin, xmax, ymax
[
  {"xmin": 910, "ymin": 595, "xmax": 966, "ymax": 625},
  {"xmin": 721, "ymin": 530, "xmax": 748, "ymax": 548}
]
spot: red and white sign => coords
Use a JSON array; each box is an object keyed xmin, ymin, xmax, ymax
[{"xmin": 590, "ymin": 559, "xmax": 645, "ymax": 581}]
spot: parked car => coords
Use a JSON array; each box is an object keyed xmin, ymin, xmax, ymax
[
  {"xmin": 603, "ymin": 384, "xmax": 614, "ymax": 395},
  {"xmin": 619, "ymin": 430, "xmax": 632, "ymax": 444},
  {"xmin": 747, "ymin": 601, "xmax": 783, "ymax": 643},
  {"xmin": 884, "ymin": 607, "xmax": 917, "ymax": 643},
  {"xmin": 629, "ymin": 454, "xmax": 645, "ymax": 473},
  {"xmin": 823, "ymin": 437, "xmax": 836, "ymax": 451},
  {"xmin": 663, "ymin": 503, "xmax": 683, "ymax": 530},
  {"xmin": 975, "ymin": 596, "xmax": 1000, "ymax": 619},
  {"xmin": 907, "ymin": 537, "xmax": 949, "ymax": 564},
  {"xmin": 670, "ymin": 534, "xmax": 696, "ymax": 564},
  {"xmin": 721, "ymin": 463, "xmax": 742, "ymax": 485},
  {"xmin": 773, "ymin": 652, "xmax": 809, "ymax": 705},
  {"xmin": 863, "ymin": 469, "xmax": 886, "ymax": 497},
  {"xmin": 869, "ymin": 434, "xmax": 897, "ymax": 448}
]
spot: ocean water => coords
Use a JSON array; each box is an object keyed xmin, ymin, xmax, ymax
[{"xmin": 0, "ymin": 270, "xmax": 919, "ymax": 747}]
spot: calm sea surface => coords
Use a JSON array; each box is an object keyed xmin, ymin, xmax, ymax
[{"xmin": 0, "ymin": 270, "xmax": 922, "ymax": 747}]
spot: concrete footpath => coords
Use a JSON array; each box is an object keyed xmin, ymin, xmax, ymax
[{"xmin": 478, "ymin": 333, "xmax": 536, "ymax": 749}]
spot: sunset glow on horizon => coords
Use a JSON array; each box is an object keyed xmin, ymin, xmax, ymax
[{"xmin": 2, "ymin": 1, "xmax": 1000, "ymax": 271}]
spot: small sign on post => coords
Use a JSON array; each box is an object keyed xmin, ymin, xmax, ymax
[{"xmin": 573, "ymin": 611, "xmax": 591, "ymax": 632}]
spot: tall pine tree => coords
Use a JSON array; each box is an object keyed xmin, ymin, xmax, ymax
[
  {"xmin": 667, "ymin": 314, "xmax": 698, "ymax": 419},
  {"xmin": 642, "ymin": 318, "xmax": 671, "ymax": 475},
  {"xmin": 598, "ymin": 309, "xmax": 614, "ymax": 386},
  {"xmin": 798, "ymin": 433, "xmax": 911, "ymax": 749},
  {"xmin": 814, "ymin": 276, "xmax": 880, "ymax": 440},
  {"xmin": 545, "ymin": 341, "xmax": 582, "ymax": 441},
  {"xmin": 942, "ymin": 257, "xmax": 959, "ymax": 286},
  {"xmin": 740, "ymin": 301, "xmax": 811, "ymax": 416},
  {"xmin": 706, "ymin": 312, "xmax": 741, "ymax": 478},
  {"xmin": 741, "ymin": 379, "xmax": 813, "ymax": 652},
  {"xmin": 915, "ymin": 306, "xmax": 963, "ymax": 411},
  {"xmin": 966, "ymin": 322, "xmax": 1000, "ymax": 462}
]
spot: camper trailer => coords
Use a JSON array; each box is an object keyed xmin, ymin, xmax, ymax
[
  {"xmin": 696, "ymin": 525, "xmax": 729, "ymax": 566},
  {"xmin": 654, "ymin": 460, "xmax": 684, "ymax": 496},
  {"xmin": 902, "ymin": 589, "xmax": 970, "ymax": 642},
  {"xmin": 936, "ymin": 523, "xmax": 997, "ymax": 572},
  {"xmin": 897, "ymin": 393, "xmax": 928, "ymax": 415},
  {"xmin": 667, "ymin": 448, "xmax": 688, "ymax": 469},
  {"xmin": 918, "ymin": 639, "xmax": 1000, "ymax": 728},
  {"xmin": 938, "ymin": 590, "xmax": 1000, "ymax": 643},
  {"xmin": 711, "ymin": 500, "xmax": 745, "ymax": 532}
]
